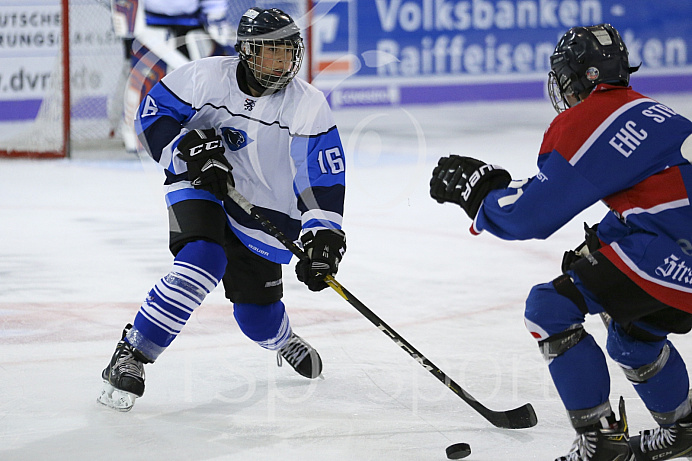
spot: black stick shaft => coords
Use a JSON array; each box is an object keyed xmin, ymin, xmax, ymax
[{"xmin": 226, "ymin": 185, "xmax": 537, "ymax": 429}]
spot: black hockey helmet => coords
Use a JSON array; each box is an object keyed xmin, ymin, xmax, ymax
[
  {"xmin": 548, "ymin": 23, "xmax": 639, "ymax": 113},
  {"xmin": 235, "ymin": 7, "xmax": 304, "ymax": 92}
]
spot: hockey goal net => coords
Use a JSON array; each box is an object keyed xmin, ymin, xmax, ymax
[
  {"xmin": 0, "ymin": 0, "xmax": 310, "ymax": 159},
  {"xmin": 0, "ymin": 0, "xmax": 126, "ymax": 158}
]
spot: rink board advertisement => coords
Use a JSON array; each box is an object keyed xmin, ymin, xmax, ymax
[
  {"xmin": 0, "ymin": 1, "xmax": 63, "ymax": 122},
  {"xmin": 311, "ymin": 0, "xmax": 692, "ymax": 108},
  {"xmin": 2, "ymin": 0, "xmax": 692, "ymax": 121},
  {"xmin": 0, "ymin": 0, "xmax": 123, "ymax": 124}
]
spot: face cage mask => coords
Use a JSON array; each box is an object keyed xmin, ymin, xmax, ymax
[
  {"xmin": 241, "ymin": 39, "xmax": 304, "ymax": 90},
  {"xmin": 548, "ymin": 70, "xmax": 574, "ymax": 114}
]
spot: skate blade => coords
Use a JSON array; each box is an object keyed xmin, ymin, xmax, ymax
[{"xmin": 97, "ymin": 381, "xmax": 137, "ymax": 412}]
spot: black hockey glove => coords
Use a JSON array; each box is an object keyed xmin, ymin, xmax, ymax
[
  {"xmin": 178, "ymin": 128, "xmax": 233, "ymax": 200},
  {"xmin": 296, "ymin": 229, "xmax": 347, "ymax": 292},
  {"xmin": 430, "ymin": 155, "xmax": 511, "ymax": 219},
  {"xmin": 561, "ymin": 223, "xmax": 601, "ymax": 273}
]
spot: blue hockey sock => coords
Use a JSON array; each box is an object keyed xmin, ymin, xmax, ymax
[
  {"xmin": 548, "ymin": 334, "xmax": 611, "ymax": 410},
  {"xmin": 126, "ymin": 240, "xmax": 226, "ymax": 361},
  {"xmin": 633, "ymin": 345, "xmax": 688, "ymax": 417},
  {"xmin": 233, "ymin": 301, "xmax": 292, "ymax": 351},
  {"xmin": 607, "ymin": 322, "xmax": 690, "ymax": 418},
  {"xmin": 525, "ymin": 280, "xmax": 611, "ymax": 411}
]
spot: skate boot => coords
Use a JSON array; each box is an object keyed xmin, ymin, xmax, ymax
[
  {"xmin": 629, "ymin": 415, "xmax": 692, "ymax": 460},
  {"xmin": 97, "ymin": 324, "xmax": 149, "ymax": 411},
  {"xmin": 277, "ymin": 332, "xmax": 322, "ymax": 379},
  {"xmin": 556, "ymin": 397, "xmax": 634, "ymax": 461}
]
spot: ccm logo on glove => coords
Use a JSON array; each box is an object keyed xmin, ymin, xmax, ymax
[
  {"xmin": 178, "ymin": 128, "xmax": 234, "ymax": 200},
  {"xmin": 187, "ymin": 139, "xmax": 223, "ymax": 157}
]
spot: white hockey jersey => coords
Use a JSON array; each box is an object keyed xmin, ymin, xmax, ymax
[{"xmin": 136, "ymin": 56, "xmax": 346, "ymax": 264}]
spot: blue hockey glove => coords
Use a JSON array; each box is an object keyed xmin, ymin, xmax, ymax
[
  {"xmin": 178, "ymin": 129, "xmax": 233, "ymax": 200},
  {"xmin": 430, "ymin": 155, "xmax": 511, "ymax": 219},
  {"xmin": 296, "ymin": 229, "xmax": 346, "ymax": 292}
]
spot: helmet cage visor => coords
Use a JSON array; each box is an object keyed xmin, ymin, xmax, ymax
[
  {"xmin": 548, "ymin": 49, "xmax": 586, "ymax": 114},
  {"xmin": 240, "ymin": 38, "xmax": 304, "ymax": 90},
  {"xmin": 548, "ymin": 71, "xmax": 571, "ymax": 114}
]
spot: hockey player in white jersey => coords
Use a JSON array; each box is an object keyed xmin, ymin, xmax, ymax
[{"xmin": 98, "ymin": 7, "xmax": 347, "ymax": 411}]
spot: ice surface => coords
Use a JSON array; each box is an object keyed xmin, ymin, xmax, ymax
[{"xmin": 2, "ymin": 94, "xmax": 692, "ymax": 460}]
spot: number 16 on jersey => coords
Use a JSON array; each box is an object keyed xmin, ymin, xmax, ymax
[{"xmin": 317, "ymin": 148, "xmax": 345, "ymax": 174}]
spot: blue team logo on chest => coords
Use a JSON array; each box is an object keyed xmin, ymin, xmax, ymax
[{"xmin": 221, "ymin": 127, "xmax": 254, "ymax": 151}]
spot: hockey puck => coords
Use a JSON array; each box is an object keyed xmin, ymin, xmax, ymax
[{"xmin": 446, "ymin": 442, "xmax": 471, "ymax": 459}]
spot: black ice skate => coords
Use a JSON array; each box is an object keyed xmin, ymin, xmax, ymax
[
  {"xmin": 556, "ymin": 397, "xmax": 634, "ymax": 461},
  {"xmin": 97, "ymin": 324, "xmax": 148, "ymax": 411},
  {"xmin": 629, "ymin": 416, "xmax": 692, "ymax": 460},
  {"xmin": 277, "ymin": 332, "xmax": 322, "ymax": 379}
]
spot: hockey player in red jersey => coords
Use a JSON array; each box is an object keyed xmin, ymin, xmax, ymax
[{"xmin": 430, "ymin": 24, "xmax": 692, "ymax": 461}]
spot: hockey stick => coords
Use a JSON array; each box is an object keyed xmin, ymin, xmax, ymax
[{"xmin": 226, "ymin": 184, "xmax": 537, "ymax": 429}]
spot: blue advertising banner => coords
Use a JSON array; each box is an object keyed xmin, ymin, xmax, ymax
[{"xmin": 310, "ymin": 0, "xmax": 692, "ymax": 108}]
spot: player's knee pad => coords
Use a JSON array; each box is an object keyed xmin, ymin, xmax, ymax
[
  {"xmin": 606, "ymin": 322, "xmax": 672, "ymax": 383},
  {"xmin": 537, "ymin": 325, "xmax": 588, "ymax": 361},
  {"xmin": 524, "ymin": 277, "xmax": 588, "ymax": 341},
  {"xmin": 176, "ymin": 239, "xmax": 227, "ymax": 282},
  {"xmin": 233, "ymin": 301, "xmax": 292, "ymax": 350}
]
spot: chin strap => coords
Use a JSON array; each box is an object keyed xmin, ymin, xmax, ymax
[{"xmin": 237, "ymin": 60, "xmax": 276, "ymax": 96}]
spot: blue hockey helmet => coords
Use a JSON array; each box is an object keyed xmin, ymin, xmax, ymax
[
  {"xmin": 548, "ymin": 24, "xmax": 639, "ymax": 113},
  {"xmin": 235, "ymin": 7, "xmax": 304, "ymax": 91}
]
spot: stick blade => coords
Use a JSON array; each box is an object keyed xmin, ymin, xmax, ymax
[{"xmin": 487, "ymin": 402, "xmax": 537, "ymax": 429}]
